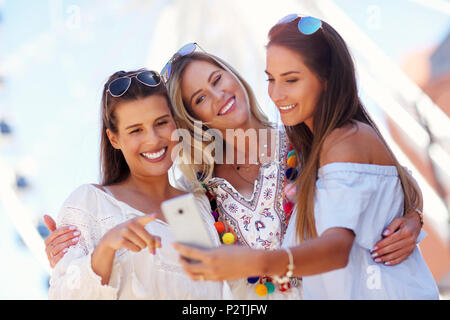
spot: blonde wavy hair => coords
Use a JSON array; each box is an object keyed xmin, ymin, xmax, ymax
[{"xmin": 166, "ymin": 51, "xmax": 274, "ymax": 190}]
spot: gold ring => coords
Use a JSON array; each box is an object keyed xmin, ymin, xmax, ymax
[{"xmin": 199, "ymin": 275, "xmax": 205, "ymax": 281}]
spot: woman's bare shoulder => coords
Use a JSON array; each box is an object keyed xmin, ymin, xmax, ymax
[{"xmin": 320, "ymin": 121, "xmax": 394, "ymax": 167}]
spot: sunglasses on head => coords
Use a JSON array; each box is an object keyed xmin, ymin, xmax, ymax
[
  {"xmin": 107, "ymin": 70, "xmax": 162, "ymax": 97},
  {"xmin": 161, "ymin": 42, "xmax": 206, "ymax": 82},
  {"xmin": 277, "ymin": 14, "xmax": 322, "ymax": 35}
]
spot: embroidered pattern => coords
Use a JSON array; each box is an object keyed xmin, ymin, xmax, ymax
[
  {"xmin": 240, "ymin": 215, "xmax": 252, "ymax": 232},
  {"xmin": 263, "ymin": 188, "xmax": 273, "ymax": 201},
  {"xmin": 204, "ymin": 130, "xmax": 290, "ymax": 250},
  {"xmin": 255, "ymin": 220, "xmax": 265, "ymax": 231},
  {"xmin": 260, "ymin": 208, "xmax": 275, "ymax": 221},
  {"xmin": 228, "ymin": 203, "xmax": 238, "ymax": 214},
  {"xmin": 256, "ymin": 236, "xmax": 272, "ymax": 250}
]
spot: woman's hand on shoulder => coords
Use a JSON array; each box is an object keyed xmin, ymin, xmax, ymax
[
  {"xmin": 44, "ymin": 215, "xmax": 80, "ymax": 268},
  {"xmin": 371, "ymin": 209, "xmax": 422, "ymax": 266}
]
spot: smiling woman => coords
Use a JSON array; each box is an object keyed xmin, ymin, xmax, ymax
[
  {"xmin": 100, "ymin": 70, "xmax": 176, "ymax": 186},
  {"xmin": 265, "ymin": 44, "xmax": 326, "ymax": 129},
  {"xmin": 180, "ymin": 59, "xmax": 251, "ymax": 130},
  {"xmin": 106, "ymin": 95, "xmax": 175, "ymax": 174},
  {"xmin": 172, "ymin": 15, "xmax": 437, "ymax": 300}
]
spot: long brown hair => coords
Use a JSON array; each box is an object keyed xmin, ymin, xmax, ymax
[
  {"xmin": 99, "ymin": 69, "xmax": 174, "ymax": 186},
  {"xmin": 267, "ymin": 17, "xmax": 422, "ymax": 242}
]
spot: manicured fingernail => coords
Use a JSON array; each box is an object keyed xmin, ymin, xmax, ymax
[
  {"xmin": 383, "ymin": 230, "xmax": 390, "ymax": 236},
  {"xmin": 69, "ymin": 226, "xmax": 77, "ymax": 231},
  {"xmin": 371, "ymin": 252, "xmax": 378, "ymax": 258},
  {"xmin": 371, "ymin": 246, "xmax": 378, "ymax": 252},
  {"xmin": 385, "ymin": 261, "xmax": 391, "ymax": 266},
  {"xmin": 374, "ymin": 258, "xmax": 382, "ymax": 263},
  {"xmin": 73, "ymin": 231, "xmax": 80, "ymax": 236},
  {"xmin": 72, "ymin": 237, "xmax": 79, "ymax": 243},
  {"xmin": 152, "ymin": 250, "xmax": 156, "ymax": 255},
  {"xmin": 62, "ymin": 248, "xmax": 68, "ymax": 253}
]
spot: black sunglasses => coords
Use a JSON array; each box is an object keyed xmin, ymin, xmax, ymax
[{"xmin": 107, "ymin": 70, "xmax": 162, "ymax": 97}]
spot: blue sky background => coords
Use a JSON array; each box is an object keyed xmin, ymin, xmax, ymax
[{"xmin": 0, "ymin": 0, "xmax": 448, "ymax": 299}]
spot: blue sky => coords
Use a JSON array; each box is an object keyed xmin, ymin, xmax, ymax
[
  {"xmin": 336, "ymin": 0, "xmax": 449, "ymax": 60},
  {"xmin": 0, "ymin": 0, "xmax": 448, "ymax": 299}
]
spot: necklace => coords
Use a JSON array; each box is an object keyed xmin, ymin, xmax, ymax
[
  {"xmin": 232, "ymin": 163, "xmax": 260, "ymax": 186},
  {"xmin": 202, "ymin": 138, "xmax": 299, "ymax": 297},
  {"xmin": 235, "ymin": 143, "xmax": 268, "ymax": 166},
  {"xmin": 230, "ymin": 139, "xmax": 267, "ymax": 185}
]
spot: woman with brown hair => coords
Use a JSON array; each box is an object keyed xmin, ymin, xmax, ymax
[
  {"xmin": 173, "ymin": 16, "xmax": 438, "ymax": 299},
  {"xmin": 48, "ymin": 69, "xmax": 224, "ymax": 299},
  {"xmin": 45, "ymin": 31, "xmax": 425, "ymax": 300}
]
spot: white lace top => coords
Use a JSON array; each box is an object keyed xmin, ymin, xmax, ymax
[
  {"xmin": 283, "ymin": 163, "xmax": 438, "ymax": 299},
  {"xmin": 48, "ymin": 184, "xmax": 228, "ymax": 300}
]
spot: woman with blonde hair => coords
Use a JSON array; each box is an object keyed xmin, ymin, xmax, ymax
[
  {"xmin": 164, "ymin": 40, "xmax": 427, "ymax": 298},
  {"xmin": 173, "ymin": 16, "xmax": 438, "ymax": 299},
  {"xmin": 164, "ymin": 44, "xmax": 304, "ymax": 298}
]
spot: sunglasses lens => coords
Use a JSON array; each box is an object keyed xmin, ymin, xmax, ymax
[
  {"xmin": 109, "ymin": 77, "xmax": 131, "ymax": 97},
  {"xmin": 298, "ymin": 16, "xmax": 322, "ymax": 35},
  {"xmin": 161, "ymin": 62, "xmax": 171, "ymax": 80},
  {"xmin": 277, "ymin": 13, "xmax": 298, "ymax": 24},
  {"xmin": 137, "ymin": 71, "xmax": 161, "ymax": 86},
  {"xmin": 178, "ymin": 43, "xmax": 197, "ymax": 56},
  {"xmin": 162, "ymin": 43, "xmax": 197, "ymax": 81}
]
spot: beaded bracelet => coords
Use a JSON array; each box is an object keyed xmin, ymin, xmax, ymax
[
  {"xmin": 414, "ymin": 208, "xmax": 424, "ymax": 226},
  {"xmin": 273, "ymin": 247, "xmax": 295, "ymax": 284}
]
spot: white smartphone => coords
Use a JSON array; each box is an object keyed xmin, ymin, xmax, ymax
[{"xmin": 161, "ymin": 193, "xmax": 217, "ymax": 252}]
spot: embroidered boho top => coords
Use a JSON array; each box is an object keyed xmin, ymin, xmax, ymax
[
  {"xmin": 205, "ymin": 129, "xmax": 290, "ymax": 249},
  {"xmin": 203, "ymin": 128, "xmax": 303, "ymax": 299}
]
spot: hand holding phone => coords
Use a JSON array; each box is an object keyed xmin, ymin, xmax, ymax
[{"xmin": 161, "ymin": 193, "xmax": 217, "ymax": 260}]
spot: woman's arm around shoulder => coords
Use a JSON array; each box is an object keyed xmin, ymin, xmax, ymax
[{"xmin": 321, "ymin": 123, "xmax": 424, "ymax": 267}]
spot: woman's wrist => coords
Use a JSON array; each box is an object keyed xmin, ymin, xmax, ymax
[
  {"xmin": 93, "ymin": 238, "xmax": 117, "ymax": 266},
  {"xmin": 95, "ymin": 238, "xmax": 115, "ymax": 256},
  {"xmin": 405, "ymin": 207, "xmax": 423, "ymax": 227},
  {"xmin": 253, "ymin": 249, "xmax": 267, "ymax": 276},
  {"xmin": 414, "ymin": 208, "xmax": 424, "ymax": 226},
  {"xmin": 91, "ymin": 239, "xmax": 116, "ymax": 285},
  {"xmin": 255, "ymin": 248, "xmax": 289, "ymax": 276}
]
